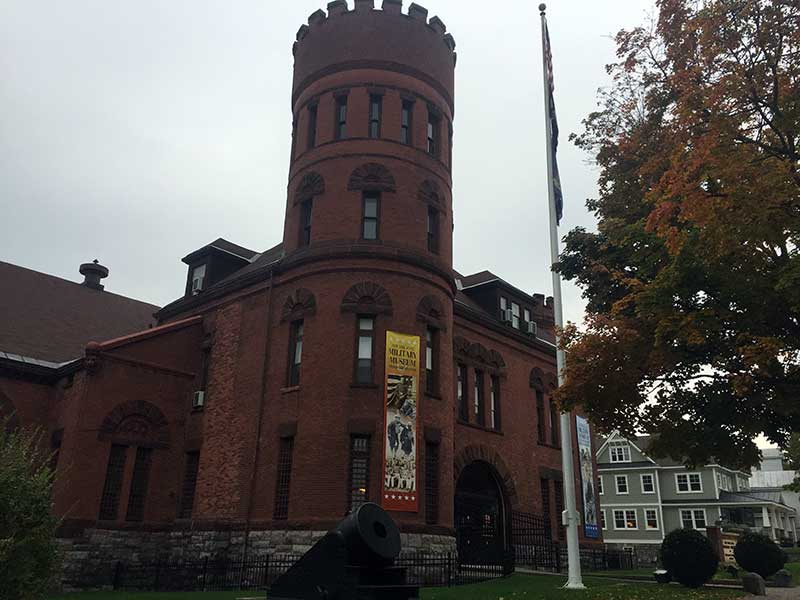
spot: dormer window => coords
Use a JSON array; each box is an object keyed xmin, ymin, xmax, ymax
[
  {"xmin": 609, "ymin": 440, "xmax": 631, "ymax": 463},
  {"xmin": 191, "ymin": 264, "xmax": 207, "ymax": 294}
]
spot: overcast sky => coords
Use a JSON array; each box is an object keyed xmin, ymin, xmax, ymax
[{"xmin": 1, "ymin": 0, "xmax": 657, "ymax": 325}]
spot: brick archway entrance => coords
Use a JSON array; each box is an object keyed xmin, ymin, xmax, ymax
[{"xmin": 455, "ymin": 460, "xmax": 508, "ymax": 563}]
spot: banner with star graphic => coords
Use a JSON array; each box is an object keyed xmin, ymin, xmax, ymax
[{"xmin": 381, "ymin": 330, "xmax": 420, "ymax": 513}]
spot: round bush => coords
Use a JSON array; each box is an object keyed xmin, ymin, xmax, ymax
[
  {"xmin": 734, "ymin": 531, "xmax": 787, "ymax": 578},
  {"xmin": 660, "ymin": 529, "xmax": 719, "ymax": 588}
]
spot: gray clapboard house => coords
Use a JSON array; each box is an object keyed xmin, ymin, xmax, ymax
[{"xmin": 596, "ymin": 432, "xmax": 798, "ymax": 562}]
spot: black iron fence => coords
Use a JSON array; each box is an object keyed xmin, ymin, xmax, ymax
[
  {"xmin": 106, "ymin": 551, "xmax": 511, "ymax": 592},
  {"xmin": 514, "ymin": 544, "xmax": 636, "ymax": 573}
]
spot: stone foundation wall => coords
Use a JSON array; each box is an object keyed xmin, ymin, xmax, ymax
[
  {"xmin": 605, "ymin": 542, "xmax": 661, "ymax": 566},
  {"xmin": 58, "ymin": 528, "xmax": 457, "ymax": 591}
]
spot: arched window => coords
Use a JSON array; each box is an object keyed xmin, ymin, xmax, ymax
[
  {"xmin": 341, "ymin": 282, "xmax": 393, "ymax": 385},
  {"xmin": 97, "ymin": 400, "xmax": 170, "ymax": 522}
]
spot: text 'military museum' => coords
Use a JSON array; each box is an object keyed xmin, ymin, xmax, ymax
[{"xmin": 0, "ymin": 0, "xmax": 602, "ymax": 580}]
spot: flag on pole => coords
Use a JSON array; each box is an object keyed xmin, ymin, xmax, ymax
[{"xmin": 543, "ymin": 20, "xmax": 564, "ymax": 225}]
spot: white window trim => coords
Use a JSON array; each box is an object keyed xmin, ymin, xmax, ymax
[
  {"xmin": 645, "ymin": 508, "xmax": 659, "ymax": 530},
  {"xmin": 680, "ymin": 508, "xmax": 708, "ymax": 530},
  {"xmin": 601, "ymin": 509, "xmax": 607, "ymax": 530},
  {"xmin": 675, "ymin": 472, "xmax": 704, "ymax": 494},
  {"xmin": 598, "ymin": 475, "xmax": 604, "ymax": 496},
  {"xmin": 640, "ymin": 473, "xmax": 655, "ymax": 494},
  {"xmin": 612, "ymin": 508, "xmax": 638, "ymax": 530},
  {"xmin": 615, "ymin": 474, "xmax": 629, "ymax": 495},
  {"xmin": 609, "ymin": 441, "xmax": 632, "ymax": 463}
]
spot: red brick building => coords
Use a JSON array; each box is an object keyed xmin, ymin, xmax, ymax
[{"xmin": 1, "ymin": 0, "xmax": 601, "ymax": 578}]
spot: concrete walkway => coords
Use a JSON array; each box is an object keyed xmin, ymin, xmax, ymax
[{"xmin": 765, "ymin": 587, "xmax": 800, "ymax": 599}]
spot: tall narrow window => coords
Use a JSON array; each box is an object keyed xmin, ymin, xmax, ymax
[
  {"xmin": 425, "ymin": 326, "xmax": 437, "ymax": 395},
  {"xmin": 511, "ymin": 302, "xmax": 520, "ymax": 329},
  {"xmin": 355, "ymin": 316, "xmax": 375, "ymax": 384},
  {"xmin": 362, "ymin": 192, "xmax": 379, "ymax": 240},
  {"xmin": 524, "ymin": 308, "xmax": 531, "ymax": 327},
  {"xmin": 427, "ymin": 207, "xmax": 440, "ymax": 254},
  {"xmin": 126, "ymin": 447, "xmax": 153, "ymax": 522},
  {"xmin": 199, "ymin": 346, "xmax": 211, "ymax": 393},
  {"xmin": 536, "ymin": 390, "xmax": 546, "ymax": 444},
  {"xmin": 307, "ymin": 104, "xmax": 318, "ymax": 149},
  {"xmin": 369, "ymin": 94, "xmax": 382, "ymax": 138},
  {"xmin": 179, "ymin": 451, "xmax": 200, "ymax": 519},
  {"xmin": 474, "ymin": 370, "xmax": 484, "ymax": 426},
  {"xmin": 425, "ymin": 441, "xmax": 440, "ymax": 524},
  {"xmin": 401, "ymin": 100, "xmax": 413, "ymax": 144},
  {"xmin": 490, "ymin": 375, "xmax": 501, "ymax": 430},
  {"xmin": 288, "ymin": 320, "xmax": 304, "ymax": 386},
  {"xmin": 291, "ymin": 119, "xmax": 297, "ymax": 158},
  {"xmin": 550, "ymin": 400, "xmax": 560, "ymax": 446},
  {"xmin": 99, "ymin": 444, "xmax": 127, "ymax": 520},
  {"xmin": 554, "ymin": 481, "xmax": 565, "ymax": 540},
  {"xmin": 457, "ymin": 364, "xmax": 468, "ymax": 421},
  {"xmin": 273, "ymin": 437, "xmax": 294, "ymax": 520},
  {"xmin": 427, "ymin": 110, "xmax": 440, "ymax": 156},
  {"xmin": 335, "ymin": 95, "xmax": 348, "ymax": 140},
  {"xmin": 299, "ymin": 199, "xmax": 312, "ymax": 247},
  {"xmin": 348, "ymin": 435, "xmax": 371, "ymax": 511},
  {"xmin": 540, "ymin": 478, "xmax": 552, "ymax": 538}
]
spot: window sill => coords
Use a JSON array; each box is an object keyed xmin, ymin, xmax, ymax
[
  {"xmin": 350, "ymin": 383, "xmax": 379, "ymax": 389},
  {"xmin": 538, "ymin": 442, "xmax": 562, "ymax": 450},
  {"xmin": 190, "ymin": 407, "xmax": 205, "ymax": 414},
  {"xmin": 281, "ymin": 386, "xmax": 301, "ymax": 394},
  {"xmin": 456, "ymin": 420, "xmax": 503, "ymax": 435}
]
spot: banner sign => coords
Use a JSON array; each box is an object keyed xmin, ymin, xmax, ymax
[
  {"xmin": 576, "ymin": 415, "xmax": 599, "ymax": 538},
  {"xmin": 381, "ymin": 331, "xmax": 420, "ymax": 513}
]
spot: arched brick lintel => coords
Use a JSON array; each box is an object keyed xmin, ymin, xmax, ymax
[{"xmin": 453, "ymin": 444, "xmax": 519, "ymax": 509}]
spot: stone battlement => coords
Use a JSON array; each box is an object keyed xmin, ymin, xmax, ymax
[
  {"xmin": 291, "ymin": 1, "xmax": 457, "ymax": 112},
  {"xmin": 294, "ymin": 1, "xmax": 456, "ymax": 56}
]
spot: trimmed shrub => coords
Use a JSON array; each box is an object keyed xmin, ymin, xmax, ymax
[
  {"xmin": 734, "ymin": 531, "xmax": 787, "ymax": 578},
  {"xmin": 660, "ymin": 528, "xmax": 719, "ymax": 588},
  {"xmin": 0, "ymin": 422, "xmax": 61, "ymax": 600}
]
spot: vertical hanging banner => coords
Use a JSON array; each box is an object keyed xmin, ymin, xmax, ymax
[
  {"xmin": 382, "ymin": 331, "xmax": 420, "ymax": 513},
  {"xmin": 576, "ymin": 415, "xmax": 599, "ymax": 538}
]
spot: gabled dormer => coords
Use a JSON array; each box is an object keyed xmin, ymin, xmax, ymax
[{"xmin": 182, "ymin": 238, "xmax": 257, "ymax": 297}]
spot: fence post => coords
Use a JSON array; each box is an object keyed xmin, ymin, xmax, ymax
[
  {"xmin": 154, "ymin": 558, "xmax": 161, "ymax": 592},
  {"xmin": 201, "ymin": 556, "xmax": 208, "ymax": 591},
  {"xmin": 112, "ymin": 561, "xmax": 121, "ymax": 590},
  {"xmin": 446, "ymin": 552, "xmax": 452, "ymax": 587}
]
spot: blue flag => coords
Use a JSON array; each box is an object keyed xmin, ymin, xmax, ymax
[{"xmin": 543, "ymin": 22, "xmax": 563, "ymax": 225}]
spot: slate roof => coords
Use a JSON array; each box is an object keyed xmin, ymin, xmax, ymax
[{"xmin": 0, "ymin": 261, "xmax": 159, "ymax": 363}]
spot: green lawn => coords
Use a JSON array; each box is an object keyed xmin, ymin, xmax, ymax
[{"xmin": 47, "ymin": 574, "xmax": 745, "ymax": 600}]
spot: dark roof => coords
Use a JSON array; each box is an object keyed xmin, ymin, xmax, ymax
[
  {"xmin": 157, "ymin": 243, "xmax": 284, "ymax": 319},
  {"xmin": 459, "ymin": 270, "xmax": 499, "ymax": 288},
  {"xmin": 0, "ymin": 261, "xmax": 159, "ymax": 363},
  {"xmin": 182, "ymin": 238, "xmax": 258, "ymax": 264}
]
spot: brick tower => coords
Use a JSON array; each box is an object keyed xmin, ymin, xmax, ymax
[{"xmin": 272, "ymin": 0, "xmax": 457, "ymax": 544}]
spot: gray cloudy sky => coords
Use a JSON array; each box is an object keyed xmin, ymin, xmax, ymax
[{"xmin": 1, "ymin": 0, "xmax": 656, "ymax": 325}]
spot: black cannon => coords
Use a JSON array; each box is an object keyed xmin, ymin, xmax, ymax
[{"xmin": 269, "ymin": 502, "xmax": 419, "ymax": 600}]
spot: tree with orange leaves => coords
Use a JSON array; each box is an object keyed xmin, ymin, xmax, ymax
[{"xmin": 559, "ymin": 0, "xmax": 800, "ymax": 469}]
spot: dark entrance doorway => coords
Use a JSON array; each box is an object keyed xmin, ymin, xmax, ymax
[{"xmin": 454, "ymin": 461, "xmax": 507, "ymax": 564}]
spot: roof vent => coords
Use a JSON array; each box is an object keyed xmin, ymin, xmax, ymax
[{"xmin": 79, "ymin": 259, "xmax": 109, "ymax": 291}]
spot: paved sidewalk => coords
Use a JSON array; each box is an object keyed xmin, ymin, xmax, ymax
[{"xmin": 765, "ymin": 587, "xmax": 800, "ymax": 598}]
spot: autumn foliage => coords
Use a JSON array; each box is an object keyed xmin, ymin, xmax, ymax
[{"xmin": 558, "ymin": 0, "xmax": 800, "ymax": 469}]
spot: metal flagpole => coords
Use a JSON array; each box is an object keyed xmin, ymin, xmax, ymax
[{"xmin": 538, "ymin": 3, "xmax": 584, "ymax": 589}]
